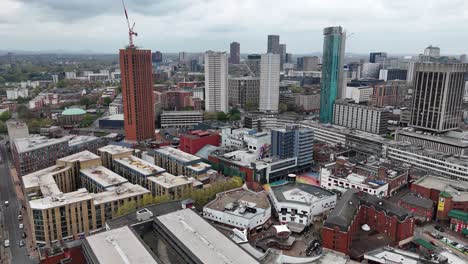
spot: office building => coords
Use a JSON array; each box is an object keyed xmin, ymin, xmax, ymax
[
  {"xmin": 350, "ymin": 86, "xmax": 373, "ymax": 103},
  {"xmin": 285, "ymin": 53, "xmax": 292, "ymax": 64},
  {"xmin": 229, "ymin": 41, "xmax": 240, "ymax": 64},
  {"xmin": 361, "ymin": 62, "xmax": 381, "ymax": 79},
  {"xmin": 203, "ymin": 188, "xmax": 271, "ymax": 232},
  {"xmin": 294, "ymin": 93, "xmax": 321, "ymax": 112},
  {"xmin": 204, "ymin": 51, "xmax": 229, "ymax": 113},
  {"xmin": 151, "ymin": 51, "xmax": 162, "ymax": 63},
  {"xmin": 178, "ymin": 51, "xmax": 188, "ymax": 64},
  {"xmin": 83, "ymin": 226, "xmax": 159, "ymax": 264},
  {"xmin": 302, "ymin": 56, "xmax": 320, "ymax": 71},
  {"xmin": 120, "ymin": 47, "xmax": 155, "ymax": 142},
  {"xmin": 259, "ymin": 53, "xmax": 280, "ymax": 112},
  {"xmin": 246, "ymin": 54, "xmax": 261, "ymax": 77},
  {"xmin": 371, "ymin": 81, "xmax": 406, "ymax": 107},
  {"xmin": 379, "ymin": 68, "xmax": 407, "ymax": 81},
  {"xmin": 271, "ymin": 127, "xmax": 314, "ymax": 170},
  {"xmin": 267, "ymin": 181, "xmax": 336, "ymax": 231},
  {"xmin": 424, "ymin": 45, "xmax": 440, "ymax": 57},
  {"xmin": 322, "ymin": 189, "xmax": 414, "ymax": 258},
  {"xmin": 6, "ymin": 120, "xmax": 29, "ymax": 149},
  {"xmin": 279, "ymin": 44, "xmax": 286, "ymax": 69},
  {"xmin": 320, "ymin": 26, "xmax": 346, "ymax": 123},
  {"xmin": 267, "ymin": 34, "xmax": 280, "ymax": 54},
  {"xmin": 410, "ymin": 63, "xmax": 468, "ymax": 132},
  {"xmin": 160, "ymin": 111, "xmax": 204, "ymax": 128},
  {"xmin": 228, "ymin": 76, "xmax": 260, "ymax": 109},
  {"xmin": 369, "ymin": 52, "xmax": 387, "ymax": 63},
  {"xmin": 333, "ymin": 100, "xmax": 390, "ymax": 135},
  {"xmin": 6, "ymin": 88, "xmax": 28, "ymax": 100}
]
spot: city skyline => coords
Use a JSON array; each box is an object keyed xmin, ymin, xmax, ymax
[{"xmin": 1, "ymin": 0, "xmax": 468, "ymax": 54}]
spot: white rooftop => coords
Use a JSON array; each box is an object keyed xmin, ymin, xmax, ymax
[
  {"xmin": 64, "ymin": 135, "xmax": 99, "ymax": 146},
  {"xmin": 99, "ymin": 145, "xmax": 134, "ymax": 155},
  {"xmin": 80, "ymin": 166, "xmax": 128, "ymax": 189},
  {"xmin": 29, "ymin": 188, "xmax": 93, "ymax": 210},
  {"xmin": 155, "ymin": 147, "xmax": 201, "ymax": 163},
  {"xmin": 57, "ymin": 150, "xmax": 100, "ymax": 163},
  {"xmin": 114, "ymin": 155, "xmax": 165, "ymax": 176},
  {"xmin": 148, "ymin": 173, "xmax": 194, "ymax": 189},
  {"xmin": 92, "ymin": 182, "xmax": 149, "ymax": 205},
  {"xmin": 14, "ymin": 135, "xmax": 68, "ymax": 153},
  {"xmin": 157, "ymin": 209, "xmax": 259, "ymax": 264},
  {"xmin": 85, "ymin": 226, "xmax": 158, "ymax": 264},
  {"xmin": 346, "ymin": 173, "xmax": 367, "ymax": 184},
  {"xmin": 186, "ymin": 162, "xmax": 211, "ymax": 172}
]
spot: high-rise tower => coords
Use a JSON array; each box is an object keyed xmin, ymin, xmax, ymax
[
  {"xmin": 319, "ymin": 26, "xmax": 346, "ymax": 124},
  {"xmin": 205, "ymin": 51, "xmax": 229, "ymax": 113},
  {"xmin": 410, "ymin": 63, "xmax": 468, "ymax": 132},
  {"xmin": 119, "ymin": 1, "xmax": 155, "ymax": 142},
  {"xmin": 229, "ymin": 42, "xmax": 240, "ymax": 64},
  {"xmin": 259, "ymin": 53, "xmax": 280, "ymax": 112},
  {"xmin": 267, "ymin": 35, "xmax": 280, "ymax": 54}
]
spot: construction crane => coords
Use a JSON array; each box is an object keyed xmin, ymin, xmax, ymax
[{"xmin": 122, "ymin": 0, "xmax": 138, "ymax": 47}]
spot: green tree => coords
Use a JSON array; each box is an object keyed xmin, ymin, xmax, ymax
[
  {"xmin": 289, "ymin": 84, "xmax": 304, "ymax": 94},
  {"xmin": 279, "ymin": 103, "xmax": 288, "ymax": 113},
  {"xmin": 80, "ymin": 114, "xmax": 94, "ymax": 128},
  {"xmin": 204, "ymin": 112, "xmax": 217, "ymax": 120},
  {"xmin": 103, "ymin": 97, "xmax": 112, "ymax": 106},
  {"xmin": 229, "ymin": 113, "xmax": 241, "ymax": 121},
  {"xmin": 216, "ymin": 112, "xmax": 228, "ymax": 121},
  {"xmin": 80, "ymin": 97, "xmax": 91, "ymax": 109},
  {"xmin": 0, "ymin": 111, "xmax": 11, "ymax": 122}
]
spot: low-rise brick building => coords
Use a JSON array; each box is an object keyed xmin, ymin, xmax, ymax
[
  {"xmin": 322, "ymin": 189, "xmax": 414, "ymax": 259},
  {"xmin": 398, "ymin": 193, "xmax": 434, "ymax": 222},
  {"xmin": 179, "ymin": 130, "xmax": 221, "ymax": 155}
]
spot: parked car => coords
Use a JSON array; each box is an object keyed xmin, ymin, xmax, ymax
[
  {"xmin": 18, "ymin": 240, "xmax": 25, "ymax": 247},
  {"xmin": 434, "ymin": 226, "xmax": 445, "ymax": 232},
  {"xmin": 21, "ymin": 232, "xmax": 27, "ymax": 238},
  {"xmin": 4, "ymin": 201, "xmax": 9, "ymax": 206},
  {"xmin": 19, "ymin": 223, "xmax": 24, "ymax": 229},
  {"xmin": 18, "ymin": 214, "xmax": 22, "ymax": 220},
  {"xmin": 430, "ymin": 241, "xmax": 438, "ymax": 246},
  {"xmin": 4, "ymin": 239, "xmax": 9, "ymax": 247}
]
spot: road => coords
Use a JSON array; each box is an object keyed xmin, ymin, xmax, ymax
[{"xmin": 0, "ymin": 141, "xmax": 33, "ymax": 264}]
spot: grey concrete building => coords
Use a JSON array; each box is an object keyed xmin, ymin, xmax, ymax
[
  {"xmin": 228, "ymin": 76, "xmax": 260, "ymax": 110},
  {"xmin": 267, "ymin": 35, "xmax": 280, "ymax": 54},
  {"xmin": 410, "ymin": 63, "xmax": 468, "ymax": 132}
]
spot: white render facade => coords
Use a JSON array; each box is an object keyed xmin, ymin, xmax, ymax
[
  {"xmin": 319, "ymin": 166, "xmax": 389, "ymax": 198},
  {"xmin": 204, "ymin": 51, "xmax": 228, "ymax": 113},
  {"xmin": 259, "ymin": 53, "xmax": 280, "ymax": 112},
  {"xmin": 267, "ymin": 182, "xmax": 336, "ymax": 228}
]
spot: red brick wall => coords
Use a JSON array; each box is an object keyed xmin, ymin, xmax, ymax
[
  {"xmin": 179, "ymin": 133, "xmax": 220, "ymax": 154},
  {"xmin": 398, "ymin": 200, "xmax": 433, "ymax": 221},
  {"xmin": 322, "ymin": 227, "xmax": 350, "ymax": 255}
]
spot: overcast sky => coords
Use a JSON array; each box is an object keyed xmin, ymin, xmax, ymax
[{"xmin": 1, "ymin": 0, "xmax": 467, "ymax": 55}]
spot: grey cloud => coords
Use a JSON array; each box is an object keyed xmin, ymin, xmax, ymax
[{"xmin": 17, "ymin": 0, "xmax": 191, "ymax": 21}]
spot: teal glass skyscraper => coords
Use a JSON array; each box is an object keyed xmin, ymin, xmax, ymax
[{"xmin": 320, "ymin": 26, "xmax": 346, "ymax": 123}]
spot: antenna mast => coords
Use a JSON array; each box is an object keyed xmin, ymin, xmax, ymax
[{"xmin": 122, "ymin": 0, "xmax": 138, "ymax": 47}]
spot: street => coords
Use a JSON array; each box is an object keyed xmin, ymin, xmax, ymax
[{"xmin": 0, "ymin": 141, "xmax": 34, "ymax": 264}]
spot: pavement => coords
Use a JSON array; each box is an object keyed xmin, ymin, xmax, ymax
[
  {"xmin": 0, "ymin": 141, "xmax": 36, "ymax": 264},
  {"xmin": 414, "ymin": 222, "xmax": 468, "ymax": 261}
]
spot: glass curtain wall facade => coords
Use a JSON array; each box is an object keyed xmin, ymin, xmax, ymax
[{"xmin": 320, "ymin": 26, "xmax": 345, "ymax": 123}]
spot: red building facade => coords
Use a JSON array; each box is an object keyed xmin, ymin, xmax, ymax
[
  {"xmin": 120, "ymin": 48, "xmax": 155, "ymax": 142},
  {"xmin": 322, "ymin": 190, "xmax": 414, "ymax": 257},
  {"xmin": 179, "ymin": 130, "xmax": 221, "ymax": 155}
]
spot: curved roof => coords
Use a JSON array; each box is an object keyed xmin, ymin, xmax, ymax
[{"xmin": 62, "ymin": 108, "xmax": 86, "ymax": 116}]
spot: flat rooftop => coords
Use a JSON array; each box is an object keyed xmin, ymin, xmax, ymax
[
  {"xmin": 205, "ymin": 188, "xmax": 270, "ymax": 219},
  {"xmin": 270, "ymin": 182, "xmax": 335, "ymax": 205},
  {"xmin": 29, "ymin": 188, "xmax": 93, "ymax": 210},
  {"xmin": 161, "ymin": 111, "xmax": 203, "ymax": 116},
  {"xmin": 100, "ymin": 114, "xmax": 124, "ymax": 121},
  {"xmin": 65, "ymin": 135, "xmax": 100, "ymax": 146},
  {"xmin": 397, "ymin": 130, "xmax": 468, "ymax": 148},
  {"xmin": 93, "ymin": 182, "xmax": 149, "ymax": 205},
  {"xmin": 413, "ymin": 175, "xmax": 468, "ymax": 202},
  {"xmin": 156, "ymin": 209, "xmax": 259, "ymax": 264},
  {"xmin": 85, "ymin": 226, "xmax": 158, "ymax": 264},
  {"xmin": 57, "ymin": 150, "xmax": 100, "ymax": 163},
  {"xmin": 114, "ymin": 155, "xmax": 165, "ymax": 176},
  {"xmin": 80, "ymin": 166, "xmax": 128, "ymax": 189},
  {"xmin": 148, "ymin": 173, "xmax": 194, "ymax": 189},
  {"xmin": 98, "ymin": 145, "xmax": 134, "ymax": 155},
  {"xmin": 186, "ymin": 162, "xmax": 211, "ymax": 172},
  {"xmin": 154, "ymin": 147, "xmax": 201, "ymax": 163},
  {"xmin": 14, "ymin": 135, "xmax": 68, "ymax": 153}
]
